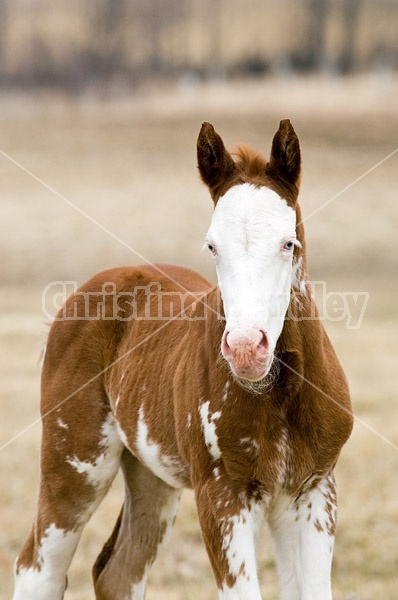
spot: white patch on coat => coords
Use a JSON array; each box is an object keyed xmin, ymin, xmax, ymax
[
  {"xmin": 66, "ymin": 414, "xmax": 123, "ymax": 493},
  {"xmin": 291, "ymin": 256, "xmax": 303, "ymax": 290},
  {"xmin": 222, "ymin": 381, "xmax": 230, "ymax": 402},
  {"xmin": 115, "ymin": 420, "xmax": 129, "ymax": 448},
  {"xmin": 199, "ymin": 401, "xmax": 222, "ymax": 460},
  {"xmin": 206, "ymin": 183, "xmax": 297, "ymax": 375},
  {"xmin": 268, "ymin": 477, "xmax": 336, "ymax": 600},
  {"xmin": 300, "ymin": 277, "xmax": 308, "ymax": 295},
  {"xmin": 240, "ymin": 437, "xmax": 259, "ymax": 454},
  {"xmin": 187, "ymin": 412, "xmax": 192, "ymax": 429},
  {"xmin": 56, "ymin": 418, "xmax": 68, "ymax": 430},
  {"xmin": 268, "ymin": 493, "xmax": 302, "ymax": 599},
  {"xmin": 219, "ymin": 501, "xmax": 265, "ymax": 599},
  {"xmin": 292, "ymin": 255, "xmax": 309, "ymax": 297},
  {"xmin": 135, "ymin": 406, "xmax": 185, "ymax": 488},
  {"xmin": 13, "ymin": 524, "xmax": 80, "ymax": 600},
  {"xmin": 129, "ymin": 564, "xmax": 150, "ymax": 600}
]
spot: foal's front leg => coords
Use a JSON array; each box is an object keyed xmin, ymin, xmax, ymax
[
  {"xmin": 268, "ymin": 473, "xmax": 337, "ymax": 600},
  {"xmin": 195, "ymin": 471, "xmax": 265, "ymax": 600}
]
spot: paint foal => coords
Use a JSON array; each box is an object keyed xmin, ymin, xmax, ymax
[{"xmin": 14, "ymin": 121, "xmax": 353, "ymax": 599}]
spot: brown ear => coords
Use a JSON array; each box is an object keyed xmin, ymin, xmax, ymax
[
  {"xmin": 197, "ymin": 122, "xmax": 236, "ymax": 200},
  {"xmin": 266, "ymin": 119, "xmax": 301, "ymax": 190}
]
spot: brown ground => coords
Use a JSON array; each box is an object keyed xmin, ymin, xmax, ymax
[{"xmin": 1, "ymin": 75, "xmax": 397, "ymax": 599}]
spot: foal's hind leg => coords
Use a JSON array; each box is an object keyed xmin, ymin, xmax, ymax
[
  {"xmin": 13, "ymin": 380, "xmax": 123, "ymax": 600},
  {"xmin": 93, "ymin": 449, "xmax": 182, "ymax": 600}
]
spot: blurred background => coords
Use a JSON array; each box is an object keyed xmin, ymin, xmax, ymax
[
  {"xmin": 0, "ymin": 0, "xmax": 397, "ymax": 88},
  {"xmin": 0, "ymin": 1, "xmax": 397, "ymax": 598}
]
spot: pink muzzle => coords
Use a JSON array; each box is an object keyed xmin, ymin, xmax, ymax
[{"xmin": 221, "ymin": 327, "xmax": 270, "ymax": 380}]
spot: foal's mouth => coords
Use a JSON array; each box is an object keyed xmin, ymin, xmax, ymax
[
  {"xmin": 228, "ymin": 356, "xmax": 279, "ymax": 395},
  {"xmin": 227, "ymin": 352, "xmax": 274, "ymax": 383},
  {"xmin": 231, "ymin": 367, "xmax": 271, "ymax": 383}
]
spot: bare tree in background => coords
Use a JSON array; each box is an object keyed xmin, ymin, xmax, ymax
[
  {"xmin": 0, "ymin": 0, "xmax": 396, "ymax": 90},
  {"xmin": 339, "ymin": 0, "xmax": 362, "ymax": 73},
  {"xmin": 0, "ymin": 0, "xmax": 8, "ymax": 77},
  {"xmin": 206, "ymin": 0, "xmax": 224, "ymax": 78},
  {"xmin": 133, "ymin": 0, "xmax": 189, "ymax": 75},
  {"xmin": 303, "ymin": 0, "xmax": 331, "ymax": 71},
  {"xmin": 84, "ymin": 0, "xmax": 128, "ymax": 83}
]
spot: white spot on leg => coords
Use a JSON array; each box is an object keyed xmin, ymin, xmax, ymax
[
  {"xmin": 306, "ymin": 474, "xmax": 337, "ymax": 549},
  {"xmin": 219, "ymin": 501, "xmax": 264, "ymax": 599},
  {"xmin": 199, "ymin": 401, "xmax": 222, "ymax": 460},
  {"xmin": 13, "ymin": 524, "xmax": 80, "ymax": 600},
  {"xmin": 268, "ymin": 493, "xmax": 304, "ymax": 599},
  {"xmin": 129, "ymin": 564, "xmax": 150, "ymax": 600},
  {"xmin": 269, "ymin": 477, "xmax": 336, "ymax": 600},
  {"xmin": 66, "ymin": 414, "xmax": 123, "ymax": 493}
]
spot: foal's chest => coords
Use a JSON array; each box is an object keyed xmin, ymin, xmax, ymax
[
  {"xmin": 207, "ymin": 396, "xmax": 318, "ymax": 497},
  {"xmin": 200, "ymin": 398, "xmax": 280, "ymax": 487},
  {"xmin": 218, "ymin": 423, "xmax": 292, "ymax": 493}
]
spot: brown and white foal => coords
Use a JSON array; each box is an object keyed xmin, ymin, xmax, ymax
[{"xmin": 14, "ymin": 120, "xmax": 353, "ymax": 599}]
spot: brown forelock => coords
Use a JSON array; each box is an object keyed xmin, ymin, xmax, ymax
[{"xmin": 211, "ymin": 144, "xmax": 299, "ymax": 208}]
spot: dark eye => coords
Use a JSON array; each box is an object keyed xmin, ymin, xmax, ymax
[
  {"xmin": 207, "ymin": 243, "xmax": 217, "ymax": 255},
  {"xmin": 283, "ymin": 241, "xmax": 294, "ymax": 251}
]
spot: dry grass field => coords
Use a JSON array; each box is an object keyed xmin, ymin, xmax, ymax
[{"xmin": 1, "ymin": 75, "xmax": 397, "ymax": 599}]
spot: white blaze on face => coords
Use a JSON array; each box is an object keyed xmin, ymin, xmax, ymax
[{"xmin": 206, "ymin": 183, "xmax": 297, "ymax": 380}]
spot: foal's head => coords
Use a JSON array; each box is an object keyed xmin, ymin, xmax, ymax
[{"xmin": 198, "ymin": 120, "xmax": 302, "ymax": 383}]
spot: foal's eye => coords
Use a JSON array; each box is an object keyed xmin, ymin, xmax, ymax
[
  {"xmin": 283, "ymin": 241, "xmax": 294, "ymax": 252},
  {"xmin": 207, "ymin": 243, "xmax": 217, "ymax": 256}
]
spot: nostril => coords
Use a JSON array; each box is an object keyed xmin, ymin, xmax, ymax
[
  {"xmin": 257, "ymin": 331, "xmax": 269, "ymax": 356},
  {"xmin": 221, "ymin": 331, "xmax": 232, "ymax": 357}
]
